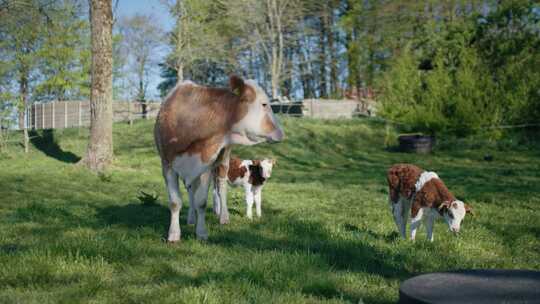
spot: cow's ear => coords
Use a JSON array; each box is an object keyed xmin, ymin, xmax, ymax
[
  {"xmin": 229, "ymin": 75, "xmax": 245, "ymax": 96},
  {"xmin": 230, "ymin": 74, "xmax": 256, "ymax": 102}
]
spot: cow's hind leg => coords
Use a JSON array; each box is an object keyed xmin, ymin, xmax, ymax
[
  {"xmin": 212, "ymin": 173, "xmax": 221, "ymax": 216},
  {"xmin": 186, "ymin": 184, "xmax": 196, "ymax": 225},
  {"xmin": 163, "ymin": 165, "xmax": 183, "ymax": 243},
  {"xmin": 192, "ymin": 171, "xmax": 212, "ymax": 240}
]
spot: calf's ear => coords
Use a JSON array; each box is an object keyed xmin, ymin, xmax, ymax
[
  {"xmin": 438, "ymin": 201, "xmax": 451, "ymax": 210},
  {"xmin": 465, "ymin": 203, "xmax": 474, "ymax": 216}
]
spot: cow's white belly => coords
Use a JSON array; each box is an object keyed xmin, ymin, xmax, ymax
[{"xmin": 171, "ymin": 154, "xmax": 210, "ymax": 186}]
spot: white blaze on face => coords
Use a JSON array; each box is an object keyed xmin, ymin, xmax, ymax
[
  {"xmin": 234, "ymin": 80, "xmax": 284, "ymax": 144},
  {"xmin": 260, "ymin": 159, "xmax": 274, "ymax": 179},
  {"xmin": 443, "ymin": 200, "xmax": 467, "ymax": 233}
]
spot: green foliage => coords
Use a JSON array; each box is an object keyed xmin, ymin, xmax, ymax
[
  {"xmin": 379, "ymin": 2, "xmax": 539, "ymax": 136},
  {"xmin": 0, "ymin": 0, "xmax": 90, "ymax": 113},
  {"xmin": 35, "ymin": 3, "xmax": 91, "ymax": 101},
  {"xmin": 474, "ymin": 0, "xmax": 540, "ymax": 124},
  {"xmin": 0, "ymin": 118, "xmax": 539, "ymax": 303}
]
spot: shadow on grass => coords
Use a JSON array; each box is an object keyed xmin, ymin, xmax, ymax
[
  {"xmin": 210, "ymin": 207, "xmax": 412, "ymax": 280},
  {"xmin": 30, "ymin": 129, "xmax": 80, "ymax": 163},
  {"xmin": 96, "ymin": 201, "xmax": 169, "ymax": 231}
]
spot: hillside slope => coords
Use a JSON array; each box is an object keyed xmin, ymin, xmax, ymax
[{"xmin": 1, "ymin": 118, "xmax": 539, "ymax": 303}]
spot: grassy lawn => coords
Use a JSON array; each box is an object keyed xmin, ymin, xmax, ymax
[{"xmin": 1, "ymin": 117, "xmax": 539, "ymax": 303}]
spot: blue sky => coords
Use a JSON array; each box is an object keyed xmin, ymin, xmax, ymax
[{"xmin": 116, "ymin": 0, "xmax": 174, "ymax": 99}]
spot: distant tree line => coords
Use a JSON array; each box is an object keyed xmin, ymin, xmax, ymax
[{"xmin": 1, "ymin": 0, "xmax": 539, "ymax": 137}]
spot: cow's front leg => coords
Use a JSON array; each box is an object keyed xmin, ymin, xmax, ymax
[
  {"xmin": 192, "ymin": 171, "xmax": 211, "ymax": 240},
  {"xmin": 244, "ymin": 184, "xmax": 254, "ymax": 219},
  {"xmin": 163, "ymin": 165, "xmax": 183, "ymax": 243},
  {"xmin": 253, "ymin": 186, "xmax": 262, "ymax": 218},
  {"xmin": 215, "ymin": 147, "xmax": 231, "ymax": 224}
]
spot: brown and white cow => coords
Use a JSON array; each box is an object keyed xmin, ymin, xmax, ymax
[
  {"xmin": 154, "ymin": 75, "xmax": 284, "ymax": 242},
  {"xmin": 387, "ymin": 164, "xmax": 473, "ymax": 241},
  {"xmin": 212, "ymin": 156, "xmax": 275, "ymax": 219}
]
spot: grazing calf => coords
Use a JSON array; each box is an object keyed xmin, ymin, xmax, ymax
[
  {"xmin": 212, "ymin": 157, "xmax": 275, "ymax": 219},
  {"xmin": 154, "ymin": 75, "xmax": 284, "ymax": 242},
  {"xmin": 386, "ymin": 164, "xmax": 472, "ymax": 241}
]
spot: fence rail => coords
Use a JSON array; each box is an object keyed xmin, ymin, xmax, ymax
[
  {"xmin": 272, "ymin": 98, "xmax": 376, "ymax": 119},
  {"xmin": 21, "ymin": 98, "xmax": 376, "ymax": 131},
  {"xmin": 28, "ymin": 101, "xmax": 161, "ymax": 130}
]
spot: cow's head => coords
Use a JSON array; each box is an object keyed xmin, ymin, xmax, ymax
[
  {"xmin": 229, "ymin": 75, "xmax": 285, "ymax": 145},
  {"xmin": 439, "ymin": 200, "xmax": 473, "ymax": 233}
]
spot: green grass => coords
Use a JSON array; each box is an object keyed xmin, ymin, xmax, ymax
[{"xmin": 0, "ymin": 117, "xmax": 539, "ymax": 303}]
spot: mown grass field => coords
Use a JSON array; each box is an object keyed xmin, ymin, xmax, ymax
[{"xmin": 1, "ymin": 117, "xmax": 539, "ymax": 303}]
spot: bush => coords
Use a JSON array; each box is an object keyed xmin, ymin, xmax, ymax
[
  {"xmin": 379, "ymin": 43, "xmax": 501, "ymax": 137},
  {"xmin": 378, "ymin": 2, "xmax": 539, "ymax": 137}
]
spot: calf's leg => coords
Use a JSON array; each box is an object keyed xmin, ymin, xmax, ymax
[
  {"xmin": 391, "ymin": 199, "xmax": 406, "ymax": 239},
  {"xmin": 253, "ymin": 186, "xmax": 263, "ymax": 218},
  {"xmin": 410, "ymin": 208, "xmax": 424, "ymax": 241},
  {"xmin": 244, "ymin": 184, "xmax": 254, "ymax": 219},
  {"xmin": 425, "ymin": 211, "xmax": 435, "ymax": 242}
]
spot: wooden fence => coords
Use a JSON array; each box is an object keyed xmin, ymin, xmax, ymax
[
  {"xmin": 272, "ymin": 98, "xmax": 376, "ymax": 119},
  {"xmin": 24, "ymin": 98, "xmax": 376, "ymax": 130},
  {"xmin": 28, "ymin": 101, "xmax": 161, "ymax": 130}
]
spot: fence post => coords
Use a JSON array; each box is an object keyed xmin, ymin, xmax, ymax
[
  {"xmin": 52, "ymin": 102, "xmax": 55, "ymax": 129},
  {"xmin": 78, "ymin": 101, "xmax": 82, "ymax": 127},
  {"xmin": 42, "ymin": 103, "xmax": 45, "ymax": 129},
  {"xmin": 64, "ymin": 101, "xmax": 68, "ymax": 128},
  {"xmin": 33, "ymin": 104, "xmax": 36, "ymax": 130}
]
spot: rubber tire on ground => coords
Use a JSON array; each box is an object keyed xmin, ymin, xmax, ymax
[{"xmin": 399, "ymin": 269, "xmax": 540, "ymax": 304}]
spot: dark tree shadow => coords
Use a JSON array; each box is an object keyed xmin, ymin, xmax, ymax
[
  {"xmin": 30, "ymin": 129, "xmax": 80, "ymax": 163},
  {"xmin": 96, "ymin": 202, "xmax": 169, "ymax": 230}
]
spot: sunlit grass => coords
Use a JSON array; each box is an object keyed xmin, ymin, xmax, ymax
[{"xmin": 0, "ymin": 117, "xmax": 538, "ymax": 303}]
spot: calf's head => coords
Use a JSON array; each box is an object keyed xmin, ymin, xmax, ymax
[
  {"xmin": 259, "ymin": 158, "xmax": 275, "ymax": 179},
  {"xmin": 439, "ymin": 200, "xmax": 473, "ymax": 233},
  {"xmin": 230, "ymin": 75, "xmax": 284, "ymax": 145}
]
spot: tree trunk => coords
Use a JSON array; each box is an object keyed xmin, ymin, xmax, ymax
[
  {"xmin": 174, "ymin": 0, "xmax": 186, "ymax": 83},
  {"xmin": 318, "ymin": 11, "xmax": 327, "ymax": 98},
  {"xmin": 81, "ymin": 0, "xmax": 113, "ymax": 172},
  {"xmin": 19, "ymin": 72, "xmax": 29, "ymax": 153},
  {"xmin": 327, "ymin": 3, "xmax": 338, "ymax": 97}
]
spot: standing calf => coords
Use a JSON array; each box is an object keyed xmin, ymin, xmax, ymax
[
  {"xmin": 212, "ymin": 157, "xmax": 275, "ymax": 219},
  {"xmin": 387, "ymin": 164, "xmax": 473, "ymax": 241}
]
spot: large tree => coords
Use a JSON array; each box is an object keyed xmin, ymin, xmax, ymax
[
  {"xmin": 80, "ymin": 0, "xmax": 113, "ymax": 171},
  {"xmin": 0, "ymin": 0, "xmax": 49, "ymax": 152}
]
